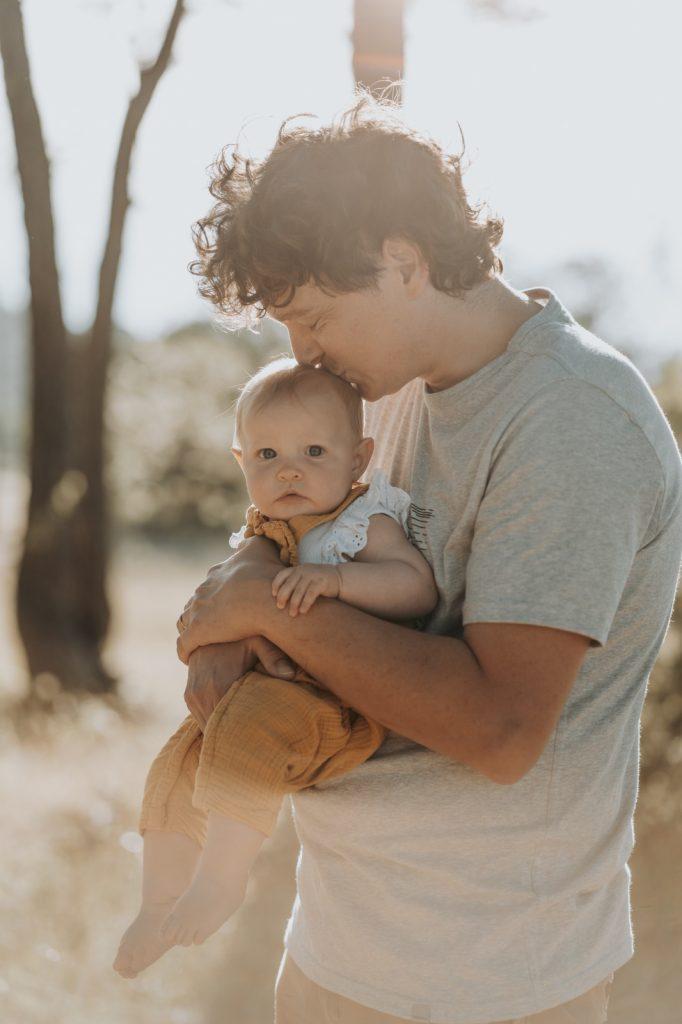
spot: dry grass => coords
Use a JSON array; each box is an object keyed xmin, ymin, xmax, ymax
[
  {"xmin": 1, "ymin": 469, "xmax": 680, "ymax": 1023},
  {"xmin": 0, "ymin": 473, "xmax": 297, "ymax": 1024}
]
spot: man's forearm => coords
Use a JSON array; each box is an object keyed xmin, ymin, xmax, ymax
[{"xmin": 255, "ymin": 580, "xmax": 513, "ymax": 781}]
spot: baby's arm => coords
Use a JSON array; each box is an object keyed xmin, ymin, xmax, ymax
[{"xmin": 271, "ymin": 514, "xmax": 438, "ymax": 620}]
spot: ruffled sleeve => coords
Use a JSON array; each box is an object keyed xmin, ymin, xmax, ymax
[
  {"xmin": 318, "ymin": 468, "xmax": 412, "ymax": 564},
  {"xmin": 228, "ymin": 524, "xmax": 248, "ymax": 551}
]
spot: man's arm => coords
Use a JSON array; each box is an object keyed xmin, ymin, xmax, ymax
[
  {"xmin": 259, "ymin": 588, "xmax": 590, "ymax": 784},
  {"xmin": 178, "ymin": 573, "xmax": 590, "ymax": 784}
]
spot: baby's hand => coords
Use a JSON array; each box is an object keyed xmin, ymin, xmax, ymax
[{"xmin": 271, "ymin": 564, "xmax": 342, "ymax": 617}]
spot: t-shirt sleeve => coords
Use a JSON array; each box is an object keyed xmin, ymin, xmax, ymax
[{"xmin": 462, "ymin": 380, "xmax": 664, "ymax": 646}]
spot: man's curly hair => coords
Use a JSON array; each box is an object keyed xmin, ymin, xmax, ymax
[{"xmin": 189, "ymin": 93, "xmax": 503, "ymax": 324}]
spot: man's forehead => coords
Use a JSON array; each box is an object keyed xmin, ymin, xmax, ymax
[{"xmin": 269, "ymin": 283, "xmax": 331, "ymax": 322}]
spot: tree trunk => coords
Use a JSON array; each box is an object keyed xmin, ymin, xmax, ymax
[
  {"xmin": 0, "ymin": 0, "xmax": 186, "ymax": 698},
  {"xmin": 0, "ymin": 0, "xmax": 92, "ymax": 692},
  {"xmin": 352, "ymin": 0, "xmax": 405, "ymax": 101}
]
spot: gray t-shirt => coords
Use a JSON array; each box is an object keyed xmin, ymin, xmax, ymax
[{"xmin": 283, "ymin": 289, "xmax": 682, "ymax": 1023}]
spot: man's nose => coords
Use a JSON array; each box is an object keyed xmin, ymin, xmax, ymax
[{"xmin": 287, "ymin": 325, "xmax": 322, "ymax": 366}]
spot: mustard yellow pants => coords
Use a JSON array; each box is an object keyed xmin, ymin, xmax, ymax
[{"xmin": 139, "ymin": 665, "xmax": 386, "ymax": 842}]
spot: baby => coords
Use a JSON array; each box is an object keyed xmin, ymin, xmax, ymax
[{"xmin": 113, "ymin": 356, "xmax": 438, "ymax": 979}]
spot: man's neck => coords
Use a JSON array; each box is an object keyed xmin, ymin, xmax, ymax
[{"xmin": 420, "ymin": 278, "xmax": 544, "ymax": 393}]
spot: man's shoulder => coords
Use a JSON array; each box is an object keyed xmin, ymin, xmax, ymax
[
  {"xmin": 510, "ymin": 311, "xmax": 680, "ymax": 484},
  {"xmin": 516, "ymin": 314, "xmax": 643, "ymax": 408}
]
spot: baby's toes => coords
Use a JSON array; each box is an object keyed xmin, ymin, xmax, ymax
[
  {"xmin": 161, "ymin": 912, "xmax": 193, "ymax": 947},
  {"xmin": 112, "ymin": 946, "xmax": 126, "ymax": 970},
  {"xmin": 113, "ymin": 950, "xmax": 137, "ymax": 978},
  {"xmin": 177, "ymin": 928, "xmax": 195, "ymax": 947},
  {"xmin": 158, "ymin": 912, "xmax": 180, "ymax": 944},
  {"xmin": 192, "ymin": 925, "xmax": 211, "ymax": 945}
]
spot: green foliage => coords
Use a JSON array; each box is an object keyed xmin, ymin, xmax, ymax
[{"xmin": 107, "ymin": 320, "xmax": 287, "ymax": 534}]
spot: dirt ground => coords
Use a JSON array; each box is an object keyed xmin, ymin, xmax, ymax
[{"xmin": 0, "ymin": 473, "xmax": 680, "ymax": 1023}]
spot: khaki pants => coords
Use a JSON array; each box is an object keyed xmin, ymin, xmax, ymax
[{"xmin": 274, "ymin": 952, "xmax": 614, "ymax": 1024}]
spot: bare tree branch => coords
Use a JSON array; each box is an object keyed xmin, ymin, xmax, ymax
[
  {"xmin": 91, "ymin": 0, "xmax": 187, "ymax": 383},
  {"xmin": 62, "ymin": 0, "xmax": 188, "ymax": 691}
]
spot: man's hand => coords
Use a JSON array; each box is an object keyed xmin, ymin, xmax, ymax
[
  {"xmin": 271, "ymin": 564, "xmax": 342, "ymax": 617},
  {"xmin": 185, "ymin": 636, "xmax": 296, "ymax": 730},
  {"xmin": 177, "ymin": 536, "xmax": 282, "ymax": 664}
]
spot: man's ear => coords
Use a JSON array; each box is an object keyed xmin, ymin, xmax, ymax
[
  {"xmin": 353, "ymin": 436, "xmax": 375, "ymax": 480},
  {"xmin": 230, "ymin": 446, "xmax": 244, "ymax": 472},
  {"xmin": 381, "ymin": 237, "xmax": 429, "ymax": 295}
]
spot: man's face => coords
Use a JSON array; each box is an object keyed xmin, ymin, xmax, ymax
[{"xmin": 268, "ymin": 269, "xmax": 420, "ymax": 402}]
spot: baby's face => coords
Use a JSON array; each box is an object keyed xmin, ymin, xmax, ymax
[{"xmin": 234, "ymin": 385, "xmax": 371, "ymax": 519}]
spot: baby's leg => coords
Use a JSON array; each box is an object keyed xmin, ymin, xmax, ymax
[
  {"xmin": 114, "ymin": 720, "xmax": 206, "ymax": 979},
  {"xmin": 113, "ymin": 829, "xmax": 201, "ymax": 978},
  {"xmin": 159, "ymin": 811, "xmax": 266, "ymax": 948},
  {"xmin": 153, "ymin": 668, "xmax": 384, "ymax": 951}
]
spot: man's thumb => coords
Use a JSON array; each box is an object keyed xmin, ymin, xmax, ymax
[{"xmin": 254, "ymin": 639, "xmax": 295, "ymax": 678}]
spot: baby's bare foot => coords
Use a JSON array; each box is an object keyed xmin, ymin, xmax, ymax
[
  {"xmin": 159, "ymin": 872, "xmax": 247, "ymax": 948},
  {"xmin": 113, "ymin": 899, "xmax": 177, "ymax": 978}
]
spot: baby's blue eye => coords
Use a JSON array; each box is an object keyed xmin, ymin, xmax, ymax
[
  {"xmin": 308, "ymin": 445, "xmax": 324, "ymax": 457},
  {"xmin": 259, "ymin": 448, "xmax": 277, "ymax": 459}
]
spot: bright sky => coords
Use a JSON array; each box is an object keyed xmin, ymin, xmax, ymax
[{"xmin": 1, "ymin": 0, "xmax": 680, "ymax": 367}]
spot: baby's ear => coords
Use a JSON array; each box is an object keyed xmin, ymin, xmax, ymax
[
  {"xmin": 230, "ymin": 446, "xmax": 244, "ymax": 471},
  {"xmin": 354, "ymin": 435, "xmax": 374, "ymax": 477}
]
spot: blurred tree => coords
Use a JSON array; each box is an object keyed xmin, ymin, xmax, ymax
[
  {"xmin": 353, "ymin": 0, "xmax": 405, "ymax": 100},
  {"xmin": 351, "ymin": 0, "xmax": 539, "ymax": 103},
  {"xmin": 0, "ymin": 0, "xmax": 186, "ymax": 697}
]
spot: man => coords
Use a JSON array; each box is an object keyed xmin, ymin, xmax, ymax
[{"xmin": 177, "ymin": 97, "xmax": 682, "ymax": 1023}]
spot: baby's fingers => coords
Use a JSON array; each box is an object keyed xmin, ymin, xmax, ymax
[
  {"xmin": 274, "ymin": 570, "xmax": 303, "ymax": 609},
  {"xmin": 286, "ymin": 577, "xmax": 319, "ymax": 614},
  {"xmin": 272, "ymin": 568, "xmax": 294, "ymax": 599},
  {"xmin": 298, "ymin": 582, "xmax": 323, "ymax": 615}
]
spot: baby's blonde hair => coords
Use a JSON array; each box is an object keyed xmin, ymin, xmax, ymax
[{"xmin": 232, "ymin": 355, "xmax": 364, "ymax": 451}]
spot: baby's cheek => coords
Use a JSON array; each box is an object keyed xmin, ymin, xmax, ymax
[
  {"xmin": 242, "ymin": 463, "xmax": 275, "ymax": 504},
  {"xmin": 321, "ymin": 464, "xmax": 356, "ymax": 506}
]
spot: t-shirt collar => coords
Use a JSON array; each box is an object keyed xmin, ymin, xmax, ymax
[{"xmin": 421, "ymin": 288, "xmax": 572, "ymax": 409}]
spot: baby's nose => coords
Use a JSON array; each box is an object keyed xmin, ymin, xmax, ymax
[{"xmin": 277, "ymin": 465, "xmax": 303, "ymax": 481}]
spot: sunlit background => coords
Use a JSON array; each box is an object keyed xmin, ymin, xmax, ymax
[
  {"xmin": 0, "ymin": 1, "xmax": 680, "ymax": 1022},
  {"xmin": 2, "ymin": 0, "xmax": 681, "ymax": 361}
]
